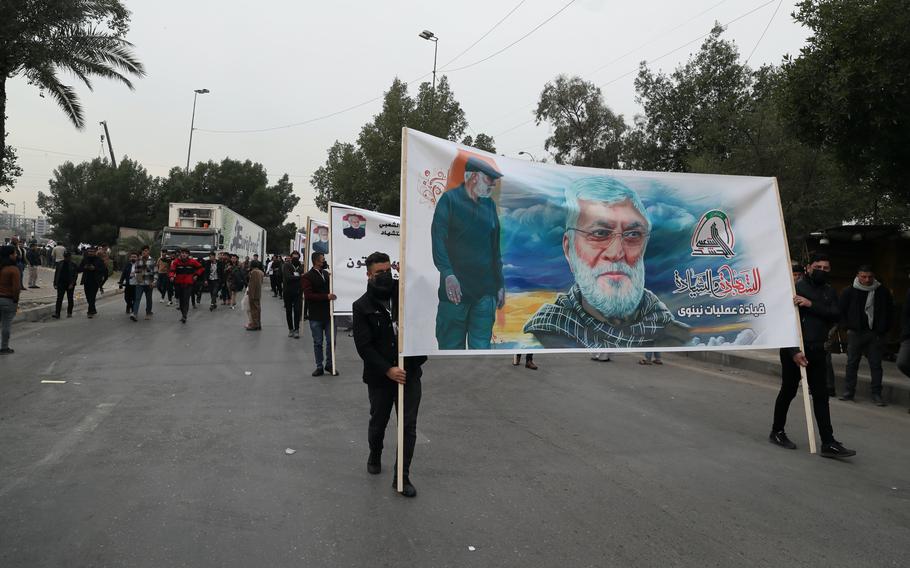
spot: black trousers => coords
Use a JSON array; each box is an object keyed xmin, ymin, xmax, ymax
[
  {"xmin": 55, "ymin": 287, "xmax": 74, "ymax": 315},
  {"xmin": 175, "ymin": 283, "xmax": 193, "ymax": 318},
  {"xmin": 367, "ymin": 368, "xmax": 422, "ymax": 477},
  {"xmin": 773, "ymin": 345, "xmax": 834, "ymax": 443},
  {"xmin": 123, "ymin": 284, "xmax": 135, "ymax": 312},
  {"xmin": 284, "ymin": 290, "xmax": 302, "ymax": 331},
  {"xmin": 84, "ymin": 283, "xmax": 99, "ymax": 314},
  {"xmin": 208, "ymin": 278, "xmax": 220, "ymax": 306},
  {"xmin": 157, "ymin": 275, "xmax": 173, "ymax": 300},
  {"xmin": 271, "ymin": 273, "xmax": 283, "ymax": 296}
]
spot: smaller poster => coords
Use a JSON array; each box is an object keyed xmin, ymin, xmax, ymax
[
  {"xmin": 292, "ymin": 231, "xmax": 307, "ymax": 256},
  {"xmin": 329, "ymin": 202, "xmax": 401, "ymax": 315},
  {"xmin": 304, "ymin": 217, "xmax": 329, "ymax": 271}
]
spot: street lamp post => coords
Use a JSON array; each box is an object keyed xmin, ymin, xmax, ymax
[
  {"xmin": 518, "ymin": 151, "xmax": 538, "ymax": 162},
  {"xmin": 186, "ymin": 88, "xmax": 210, "ymax": 172},
  {"xmin": 418, "ymin": 30, "xmax": 439, "ymax": 93}
]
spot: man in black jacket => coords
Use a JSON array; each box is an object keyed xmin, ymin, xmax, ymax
[
  {"xmin": 52, "ymin": 251, "xmax": 77, "ymax": 318},
  {"xmin": 353, "ymin": 251, "xmax": 426, "ymax": 498},
  {"xmin": 202, "ymin": 252, "xmax": 223, "ymax": 311},
  {"xmin": 77, "ymin": 246, "xmax": 108, "ymax": 318},
  {"xmin": 770, "ymin": 253, "xmax": 856, "ymax": 458},
  {"xmin": 838, "ymin": 264, "xmax": 893, "ymax": 405},
  {"xmin": 303, "ymin": 252, "xmax": 337, "ymax": 376},
  {"xmin": 282, "ymin": 250, "xmax": 305, "ymax": 338}
]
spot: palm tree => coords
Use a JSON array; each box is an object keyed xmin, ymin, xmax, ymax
[{"xmin": 0, "ymin": 1, "xmax": 145, "ymax": 176}]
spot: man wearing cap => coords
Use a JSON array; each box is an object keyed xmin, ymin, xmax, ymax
[{"xmin": 431, "ymin": 156, "xmax": 505, "ymax": 349}]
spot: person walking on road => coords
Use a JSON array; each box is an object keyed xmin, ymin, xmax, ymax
[
  {"xmin": 203, "ymin": 252, "xmax": 222, "ymax": 311},
  {"xmin": 26, "ymin": 243, "xmax": 42, "ymax": 288},
  {"xmin": 10, "ymin": 237, "xmax": 26, "ymax": 289},
  {"xmin": 269, "ymin": 254, "xmax": 284, "ymax": 298},
  {"xmin": 77, "ymin": 246, "xmax": 108, "ymax": 318},
  {"xmin": 0, "ymin": 245, "xmax": 22, "ymax": 354},
  {"xmin": 245, "ymin": 260, "xmax": 264, "ymax": 331},
  {"xmin": 157, "ymin": 251, "xmax": 174, "ymax": 305},
  {"xmin": 282, "ymin": 250, "xmax": 305, "ymax": 338},
  {"xmin": 51, "ymin": 242, "xmax": 66, "ymax": 267},
  {"xmin": 770, "ymin": 255, "xmax": 856, "ymax": 459},
  {"xmin": 512, "ymin": 353, "xmax": 538, "ymax": 369},
  {"xmin": 640, "ymin": 352, "xmax": 662, "ymax": 365},
  {"xmin": 131, "ymin": 246, "xmax": 157, "ymax": 321},
  {"xmin": 228, "ymin": 254, "xmax": 246, "ymax": 309},
  {"xmin": 169, "ymin": 248, "xmax": 203, "ymax": 324},
  {"xmin": 119, "ymin": 251, "xmax": 138, "ymax": 315},
  {"xmin": 303, "ymin": 252, "xmax": 337, "ymax": 376},
  {"xmin": 352, "ymin": 252, "xmax": 427, "ymax": 498},
  {"xmin": 838, "ymin": 264, "xmax": 893, "ymax": 406},
  {"xmin": 52, "ymin": 250, "xmax": 78, "ymax": 319},
  {"xmin": 896, "ymin": 288, "xmax": 910, "ymax": 413}
]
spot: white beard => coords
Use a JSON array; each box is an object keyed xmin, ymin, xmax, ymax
[{"xmin": 569, "ymin": 252, "xmax": 645, "ymax": 319}]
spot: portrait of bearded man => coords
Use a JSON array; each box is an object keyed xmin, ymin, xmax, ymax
[{"xmin": 523, "ymin": 176, "xmax": 690, "ymax": 349}]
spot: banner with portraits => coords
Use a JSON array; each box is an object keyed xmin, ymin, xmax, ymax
[
  {"xmin": 329, "ymin": 202, "xmax": 401, "ymax": 315},
  {"xmin": 304, "ymin": 217, "xmax": 329, "ymax": 272},
  {"xmin": 399, "ymin": 128, "xmax": 800, "ymax": 356}
]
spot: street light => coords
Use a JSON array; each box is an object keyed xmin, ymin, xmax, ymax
[
  {"xmin": 418, "ymin": 30, "xmax": 439, "ymax": 93},
  {"xmin": 518, "ymin": 151, "xmax": 537, "ymax": 162},
  {"xmin": 185, "ymin": 88, "xmax": 210, "ymax": 172}
]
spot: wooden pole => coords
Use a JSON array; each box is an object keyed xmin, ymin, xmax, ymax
[
  {"xmin": 771, "ymin": 178, "xmax": 817, "ymax": 454},
  {"xmin": 396, "ymin": 127, "xmax": 410, "ymax": 492},
  {"xmin": 328, "ymin": 206, "xmax": 338, "ymax": 375}
]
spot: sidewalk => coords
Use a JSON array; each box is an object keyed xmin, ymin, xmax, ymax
[
  {"xmin": 13, "ymin": 266, "xmax": 123, "ymax": 323},
  {"xmin": 678, "ymin": 348, "xmax": 910, "ymax": 407}
]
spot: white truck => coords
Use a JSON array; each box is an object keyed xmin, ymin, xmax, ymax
[{"xmin": 161, "ymin": 203, "xmax": 267, "ymax": 260}]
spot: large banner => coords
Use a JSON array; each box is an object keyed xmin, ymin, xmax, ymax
[
  {"xmin": 304, "ymin": 217, "xmax": 329, "ymax": 272},
  {"xmin": 329, "ymin": 202, "xmax": 401, "ymax": 315},
  {"xmin": 400, "ymin": 128, "xmax": 800, "ymax": 356}
]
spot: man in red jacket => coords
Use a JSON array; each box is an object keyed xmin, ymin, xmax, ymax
[{"xmin": 169, "ymin": 248, "xmax": 204, "ymax": 324}]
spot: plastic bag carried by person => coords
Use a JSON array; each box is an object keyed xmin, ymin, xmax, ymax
[{"xmin": 240, "ymin": 293, "xmax": 249, "ymax": 314}]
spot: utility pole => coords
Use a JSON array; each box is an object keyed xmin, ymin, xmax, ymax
[{"xmin": 100, "ymin": 121, "xmax": 117, "ymax": 168}]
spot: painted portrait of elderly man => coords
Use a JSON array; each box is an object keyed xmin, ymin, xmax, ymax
[{"xmin": 523, "ymin": 176, "xmax": 690, "ymax": 348}]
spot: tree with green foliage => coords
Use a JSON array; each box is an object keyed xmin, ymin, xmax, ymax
[
  {"xmin": 461, "ymin": 133, "xmax": 496, "ymax": 153},
  {"xmin": 312, "ymin": 75, "xmax": 495, "ymax": 214},
  {"xmin": 782, "ymin": 0, "xmax": 910, "ymax": 213},
  {"xmin": 159, "ymin": 158, "xmax": 300, "ymax": 249},
  {"xmin": 0, "ymin": 0, "xmax": 145, "ymax": 192},
  {"xmin": 535, "ymin": 75, "xmax": 626, "ymax": 168},
  {"xmin": 37, "ymin": 157, "xmax": 160, "ymax": 244}
]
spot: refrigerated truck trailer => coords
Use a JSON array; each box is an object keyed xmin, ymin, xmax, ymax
[{"xmin": 160, "ymin": 203, "xmax": 267, "ymax": 260}]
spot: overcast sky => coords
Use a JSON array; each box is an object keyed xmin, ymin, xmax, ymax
[{"xmin": 5, "ymin": 0, "xmax": 809, "ymax": 227}]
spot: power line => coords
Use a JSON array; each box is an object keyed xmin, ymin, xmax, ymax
[
  {"xmin": 491, "ymin": 0, "xmax": 779, "ymax": 139},
  {"xmin": 744, "ymin": 0, "xmax": 784, "ymax": 65},
  {"xmin": 587, "ymin": 0, "xmax": 735, "ymax": 76},
  {"xmin": 439, "ymin": 0, "xmax": 528, "ymax": 69},
  {"xmin": 440, "ymin": 0, "xmax": 578, "ymax": 73}
]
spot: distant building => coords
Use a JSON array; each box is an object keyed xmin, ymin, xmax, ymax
[{"xmin": 34, "ymin": 216, "xmax": 49, "ymax": 238}]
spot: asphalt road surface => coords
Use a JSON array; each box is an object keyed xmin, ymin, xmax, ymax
[{"xmin": 2, "ymin": 292, "xmax": 908, "ymax": 567}]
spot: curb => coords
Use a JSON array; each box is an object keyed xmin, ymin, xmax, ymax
[
  {"xmin": 13, "ymin": 288, "xmax": 124, "ymax": 325},
  {"xmin": 677, "ymin": 350, "xmax": 910, "ymax": 407}
]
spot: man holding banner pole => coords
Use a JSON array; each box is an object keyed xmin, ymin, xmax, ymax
[
  {"xmin": 770, "ymin": 253, "xmax": 856, "ymax": 459},
  {"xmin": 303, "ymin": 251, "xmax": 336, "ymax": 376},
  {"xmin": 353, "ymin": 252, "xmax": 425, "ymax": 498}
]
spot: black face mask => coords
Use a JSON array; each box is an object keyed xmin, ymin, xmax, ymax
[
  {"xmin": 369, "ymin": 271, "xmax": 396, "ymax": 300},
  {"xmin": 811, "ymin": 269, "xmax": 828, "ymax": 286}
]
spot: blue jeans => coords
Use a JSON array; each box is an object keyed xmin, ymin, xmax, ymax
[
  {"xmin": 435, "ymin": 295, "xmax": 496, "ymax": 349},
  {"xmin": 133, "ymin": 285, "xmax": 154, "ymax": 316},
  {"xmin": 309, "ymin": 319, "xmax": 334, "ymax": 370}
]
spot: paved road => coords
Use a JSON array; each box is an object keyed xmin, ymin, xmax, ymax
[{"xmin": 1, "ymin": 292, "xmax": 909, "ymax": 567}]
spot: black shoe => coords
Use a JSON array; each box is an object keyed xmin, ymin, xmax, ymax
[
  {"xmin": 325, "ymin": 367, "xmax": 336, "ymax": 375},
  {"xmin": 769, "ymin": 430, "xmax": 797, "ymax": 450},
  {"xmin": 0, "ymin": 348, "xmax": 13, "ymax": 354},
  {"xmin": 210, "ymin": 305, "xmax": 216, "ymax": 311},
  {"xmin": 312, "ymin": 368, "xmax": 324, "ymax": 377},
  {"xmin": 367, "ymin": 453, "xmax": 381, "ymax": 475},
  {"xmin": 52, "ymin": 313, "xmax": 60, "ymax": 319},
  {"xmin": 180, "ymin": 317, "xmax": 187, "ymax": 324},
  {"xmin": 820, "ymin": 440, "xmax": 856, "ymax": 459},
  {"xmin": 129, "ymin": 314, "xmax": 137, "ymax": 322},
  {"xmin": 392, "ymin": 477, "xmax": 417, "ymax": 498},
  {"xmin": 871, "ymin": 394, "xmax": 887, "ymax": 407},
  {"xmin": 838, "ymin": 393, "xmax": 855, "ymax": 402}
]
